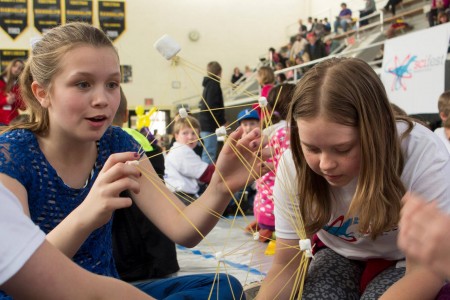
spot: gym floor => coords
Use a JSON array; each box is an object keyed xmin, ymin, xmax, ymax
[{"xmin": 175, "ymin": 216, "xmax": 274, "ymax": 296}]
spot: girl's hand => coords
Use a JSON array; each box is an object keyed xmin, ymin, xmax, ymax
[
  {"xmin": 398, "ymin": 193, "xmax": 450, "ymax": 279},
  {"xmin": 213, "ymin": 127, "xmax": 271, "ymax": 194},
  {"xmin": 6, "ymin": 93, "xmax": 16, "ymax": 104},
  {"xmin": 74, "ymin": 152, "xmax": 141, "ymax": 231}
]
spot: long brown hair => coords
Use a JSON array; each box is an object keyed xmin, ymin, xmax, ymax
[
  {"xmin": 289, "ymin": 57, "xmax": 412, "ymax": 239},
  {"xmin": 2, "ymin": 22, "xmax": 117, "ymax": 135},
  {"xmin": 0, "ymin": 59, "xmax": 24, "ymax": 93}
]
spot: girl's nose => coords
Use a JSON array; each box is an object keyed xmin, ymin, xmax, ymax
[{"xmin": 319, "ymin": 152, "xmax": 337, "ymax": 171}]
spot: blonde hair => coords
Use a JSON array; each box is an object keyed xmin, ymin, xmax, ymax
[
  {"xmin": 289, "ymin": 57, "xmax": 412, "ymax": 239},
  {"xmin": 173, "ymin": 115, "xmax": 200, "ymax": 134},
  {"xmin": 4, "ymin": 22, "xmax": 117, "ymax": 135},
  {"xmin": 257, "ymin": 66, "xmax": 275, "ymax": 85}
]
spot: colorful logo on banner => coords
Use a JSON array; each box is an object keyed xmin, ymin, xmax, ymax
[
  {"xmin": 381, "ymin": 23, "xmax": 450, "ymax": 114},
  {"xmin": 385, "ymin": 55, "xmax": 417, "ymax": 91},
  {"xmin": 385, "ymin": 54, "xmax": 446, "ymax": 92}
]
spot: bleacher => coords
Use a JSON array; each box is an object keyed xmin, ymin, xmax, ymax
[{"xmin": 187, "ymin": 0, "xmax": 447, "ymax": 127}]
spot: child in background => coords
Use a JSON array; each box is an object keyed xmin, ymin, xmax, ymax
[
  {"xmin": 253, "ymin": 66, "xmax": 276, "ymax": 125},
  {"xmin": 257, "ymin": 66, "xmax": 275, "ymax": 98},
  {"xmin": 246, "ymin": 84, "xmax": 295, "ymax": 242},
  {"xmin": 164, "ymin": 115, "xmax": 215, "ymax": 205},
  {"xmin": 0, "ymin": 59, "xmax": 25, "ymax": 125},
  {"xmin": 434, "ymin": 90, "xmax": 450, "ymax": 153},
  {"xmin": 257, "ymin": 57, "xmax": 450, "ymax": 299},
  {"xmin": 225, "ymin": 109, "xmax": 261, "ymax": 216},
  {"xmin": 0, "ymin": 22, "xmax": 267, "ymax": 300},
  {"xmin": 237, "ymin": 108, "xmax": 260, "ymax": 136}
]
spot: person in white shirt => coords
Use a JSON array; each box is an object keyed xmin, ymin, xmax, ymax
[
  {"xmin": 256, "ymin": 57, "xmax": 449, "ymax": 300},
  {"xmin": 164, "ymin": 115, "xmax": 215, "ymax": 204},
  {"xmin": 0, "ymin": 182, "xmax": 153, "ymax": 300}
]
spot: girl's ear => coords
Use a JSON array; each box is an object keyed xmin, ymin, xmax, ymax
[{"xmin": 31, "ymin": 81, "xmax": 50, "ymax": 108}]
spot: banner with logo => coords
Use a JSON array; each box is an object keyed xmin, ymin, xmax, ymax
[
  {"xmin": 98, "ymin": 0, "xmax": 125, "ymax": 41},
  {"xmin": 33, "ymin": 0, "xmax": 62, "ymax": 34},
  {"xmin": 64, "ymin": 0, "xmax": 92, "ymax": 24},
  {"xmin": 0, "ymin": 0, "xmax": 28, "ymax": 39},
  {"xmin": 381, "ymin": 23, "xmax": 450, "ymax": 114},
  {"xmin": 0, "ymin": 49, "xmax": 29, "ymax": 72}
]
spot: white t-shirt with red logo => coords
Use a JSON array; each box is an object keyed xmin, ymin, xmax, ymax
[{"xmin": 274, "ymin": 121, "xmax": 450, "ymax": 260}]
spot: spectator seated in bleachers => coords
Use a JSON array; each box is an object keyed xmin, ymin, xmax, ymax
[
  {"xmin": 427, "ymin": 0, "xmax": 449, "ymax": 26},
  {"xmin": 334, "ymin": 2, "xmax": 353, "ymax": 33},
  {"xmin": 385, "ymin": 17, "xmax": 413, "ymax": 38},
  {"xmin": 382, "ymin": 0, "xmax": 403, "ymax": 16},
  {"xmin": 304, "ymin": 32, "xmax": 327, "ymax": 62},
  {"xmin": 359, "ymin": 0, "xmax": 377, "ymax": 26}
]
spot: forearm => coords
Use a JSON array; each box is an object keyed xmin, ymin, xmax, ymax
[
  {"xmin": 46, "ymin": 210, "xmax": 95, "ymax": 258},
  {"xmin": 174, "ymin": 174, "xmax": 231, "ymax": 246},
  {"xmin": 2, "ymin": 241, "xmax": 154, "ymax": 300},
  {"xmin": 257, "ymin": 263, "xmax": 300, "ymax": 299},
  {"xmin": 381, "ymin": 265, "xmax": 443, "ymax": 300},
  {"xmin": 92, "ymin": 275, "xmax": 155, "ymax": 300}
]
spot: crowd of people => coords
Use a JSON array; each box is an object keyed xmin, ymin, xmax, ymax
[{"xmin": 1, "ymin": 5, "xmax": 450, "ymax": 300}]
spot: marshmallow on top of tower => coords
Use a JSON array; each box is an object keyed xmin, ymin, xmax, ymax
[{"xmin": 154, "ymin": 34, "xmax": 181, "ymax": 60}]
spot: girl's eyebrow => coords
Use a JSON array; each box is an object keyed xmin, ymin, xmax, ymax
[
  {"xmin": 301, "ymin": 141, "xmax": 354, "ymax": 148},
  {"xmin": 70, "ymin": 71, "xmax": 121, "ymax": 78}
]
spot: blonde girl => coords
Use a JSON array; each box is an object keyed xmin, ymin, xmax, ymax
[{"xmin": 0, "ymin": 22, "xmax": 266, "ymax": 300}]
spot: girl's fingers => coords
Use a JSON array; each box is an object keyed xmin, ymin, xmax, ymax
[
  {"xmin": 104, "ymin": 177, "xmax": 141, "ymax": 196},
  {"xmin": 227, "ymin": 127, "xmax": 244, "ymax": 146},
  {"xmin": 110, "ymin": 196, "xmax": 133, "ymax": 210},
  {"xmin": 98, "ymin": 158, "xmax": 142, "ymax": 185},
  {"xmin": 101, "ymin": 152, "xmax": 140, "ymax": 173}
]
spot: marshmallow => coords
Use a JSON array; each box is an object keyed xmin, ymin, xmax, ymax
[
  {"xmin": 258, "ymin": 97, "xmax": 268, "ymax": 108},
  {"xmin": 178, "ymin": 107, "xmax": 188, "ymax": 118},
  {"xmin": 304, "ymin": 250, "xmax": 314, "ymax": 258},
  {"xmin": 253, "ymin": 232, "xmax": 260, "ymax": 241},
  {"xmin": 154, "ymin": 34, "xmax": 181, "ymax": 60},
  {"xmin": 215, "ymin": 126, "xmax": 227, "ymax": 137},
  {"xmin": 215, "ymin": 251, "xmax": 224, "ymax": 262},
  {"xmin": 299, "ymin": 239, "xmax": 314, "ymax": 259},
  {"xmin": 299, "ymin": 239, "xmax": 311, "ymax": 251}
]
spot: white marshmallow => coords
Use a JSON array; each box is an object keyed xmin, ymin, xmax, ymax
[
  {"xmin": 299, "ymin": 239, "xmax": 312, "ymax": 251},
  {"xmin": 258, "ymin": 97, "xmax": 268, "ymax": 108},
  {"xmin": 154, "ymin": 34, "xmax": 181, "ymax": 60},
  {"xmin": 178, "ymin": 107, "xmax": 188, "ymax": 118},
  {"xmin": 215, "ymin": 126, "xmax": 227, "ymax": 137}
]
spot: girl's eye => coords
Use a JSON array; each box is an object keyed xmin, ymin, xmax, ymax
[
  {"xmin": 76, "ymin": 82, "xmax": 90, "ymax": 89},
  {"xmin": 305, "ymin": 147, "xmax": 320, "ymax": 154},
  {"xmin": 107, "ymin": 82, "xmax": 119, "ymax": 89},
  {"xmin": 335, "ymin": 148, "xmax": 351, "ymax": 154}
]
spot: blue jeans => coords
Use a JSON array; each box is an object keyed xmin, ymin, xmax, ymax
[
  {"xmin": 134, "ymin": 273, "xmax": 245, "ymax": 300},
  {"xmin": 200, "ymin": 131, "xmax": 217, "ymax": 164},
  {"xmin": 334, "ymin": 18, "xmax": 349, "ymax": 33}
]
